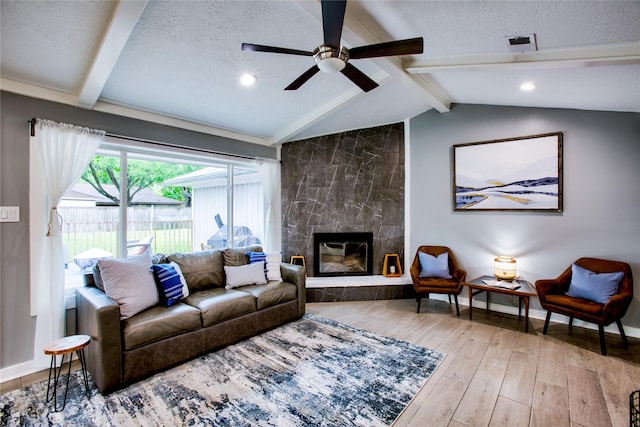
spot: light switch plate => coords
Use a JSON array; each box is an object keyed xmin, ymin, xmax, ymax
[{"xmin": 0, "ymin": 206, "xmax": 20, "ymax": 222}]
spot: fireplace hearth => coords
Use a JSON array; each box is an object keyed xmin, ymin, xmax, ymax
[{"xmin": 313, "ymin": 232, "xmax": 373, "ymax": 277}]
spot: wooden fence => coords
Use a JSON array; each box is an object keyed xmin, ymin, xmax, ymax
[{"xmin": 59, "ymin": 206, "xmax": 193, "ymax": 260}]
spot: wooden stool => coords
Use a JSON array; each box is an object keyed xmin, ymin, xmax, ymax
[{"xmin": 44, "ymin": 334, "xmax": 91, "ymax": 411}]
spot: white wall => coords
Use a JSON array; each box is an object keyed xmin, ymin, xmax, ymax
[
  {"xmin": 192, "ymin": 182, "xmax": 264, "ymax": 251},
  {"xmin": 409, "ymin": 104, "xmax": 640, "ymax": 326}
]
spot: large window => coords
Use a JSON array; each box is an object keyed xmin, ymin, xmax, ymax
[{"xmin": 62, "ymin": 140, "xmax": 265, "ymax": 289}]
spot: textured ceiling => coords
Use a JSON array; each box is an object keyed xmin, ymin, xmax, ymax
[{"xmin": 1, "ymin": 0, "xmax": 639, "ymax": 146}]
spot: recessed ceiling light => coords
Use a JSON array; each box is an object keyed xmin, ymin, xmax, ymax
[
  {"xmin": 240, "ymin": 73, "xmax": 257, "ymax": 87},
  {"xmin": 520, "ymin": 82, "xmax": 536, "ymax": 91}
]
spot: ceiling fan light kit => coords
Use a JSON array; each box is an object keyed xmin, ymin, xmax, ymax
[
  {"xmin": 314, "ymin": 45, "xmax": 349, "ymax": 73},
  {"xmin": 241, "ymin": 0, "xmax": 423, "ymax": 92}
]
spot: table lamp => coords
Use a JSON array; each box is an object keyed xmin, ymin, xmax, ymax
[{"xmin": 494, "ymin": 256, "xmax": 517, "ymax": 281}]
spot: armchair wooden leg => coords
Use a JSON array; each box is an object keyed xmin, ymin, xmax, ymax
[
  {"xmin": 616, "ymin": 319, "xmax": 629, "ymax": 347},
  {"xmin": 447, "ymin": 295, "xmax": 451, "ymax": 304},
  {"xmin": 598, "ymin": 325, "xmax": 607, "ymax": 356},
  {"xmin": 568, "ymin": 316, "xmax": 574, "ymax": 332},
  {"xmin": 453, "ymin": 294, "xmax": 460, "ymax": 316},
  {"xmin": 416, "ymin": 296, "xmax": 422, "ymax": 313},
  {"xmin": 543, "ymin": 311, "xmax": 552, "ymax": 334}
]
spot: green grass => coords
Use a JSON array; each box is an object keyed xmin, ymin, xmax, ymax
[{"xmin": 63, "ymin": 228, "xmax": 193, "ymax": 260}]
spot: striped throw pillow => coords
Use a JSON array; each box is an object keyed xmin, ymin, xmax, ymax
[{"xmin": 151, "ymin": 264, "xmax": 184, "ymax": 307}]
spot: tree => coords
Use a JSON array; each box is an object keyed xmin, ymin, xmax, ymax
[{"xmin": 81, "ymin": 156, "xmax": 201, "ymax": 206}]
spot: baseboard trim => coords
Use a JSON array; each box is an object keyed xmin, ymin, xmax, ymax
[
  {"xmin": 439, "ymin": 293, "xmax": 640, "ymax": 339},
  {"xmin": 0, "ymin": 359, "xmax": 49, "ymax": 384}
]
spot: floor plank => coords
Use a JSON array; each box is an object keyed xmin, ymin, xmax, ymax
[
  {"xmin": 452, "ymin": 363, "xmax": 506, "ymax": 426},
  {"xmin": 500, "ymin": 350, "xmax": 538, "ymax": 406},
  {"xmin": 566, "ymin": 364, "xmax": 612, "ymax": 427},
  {"xmin": 489, "ymin": 396, "xmax": 531, "ymax": 427},
  {"xmin": 407, "ymin": 376, "xmax": 468, "ymax": 427},
  {"xmin": 531, "ymin": 379, "xmax": 570, "ymax": 427},
  {"xmin": 536, "ymin": 334, "xmax": 568, "ymax": 388}
]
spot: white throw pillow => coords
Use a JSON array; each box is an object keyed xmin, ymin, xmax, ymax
[
  {"xmin": 266, "ymin": 252, "xmax": 283, "ymax": 282},
  {"xmin": 98, "ymin": 252, "xmax": 159, "ymax": 319},
  {"xmin": 224, "ymin": 262, "xmax": 268, "ymax": 289}
]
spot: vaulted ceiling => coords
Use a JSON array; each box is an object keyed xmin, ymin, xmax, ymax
[{"xmin": 1, "ymin": 1, "xmax": 639, "ymax": 146}]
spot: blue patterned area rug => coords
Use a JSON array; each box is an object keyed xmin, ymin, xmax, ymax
[{"xmin": 1, "ymin": 315, "xmax": 445, "ymax": 426}]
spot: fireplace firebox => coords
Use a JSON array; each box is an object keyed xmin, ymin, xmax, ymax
[{"xmin": 313, "ymin": 232, "xmax": 373, "ymax": 277}]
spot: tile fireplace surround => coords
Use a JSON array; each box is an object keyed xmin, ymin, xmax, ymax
[
  {"xmin": 306, "ymin": 275, "xmax": 413, "ymax": 303},
  {"xmin": 281, "ymin": 123, "xmax": 405, "ymax": 277}
]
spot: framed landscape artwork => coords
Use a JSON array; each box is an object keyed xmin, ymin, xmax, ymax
[{"xmin": 453, "ymin": 132, "xmax": 563, "ymax": 212}]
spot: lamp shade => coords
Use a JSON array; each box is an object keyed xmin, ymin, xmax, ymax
[{"xmin": 494, "ymin": 256, "xmax": 516, "ymax": 281}]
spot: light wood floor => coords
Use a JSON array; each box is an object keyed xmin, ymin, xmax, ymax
[
  {"xmin": 308, "ymin": 299, "xmax": 640, "ymax": 427},
  {"xmin": 2, "ymin": 299, "xmax": 639, "ymax": 426}
]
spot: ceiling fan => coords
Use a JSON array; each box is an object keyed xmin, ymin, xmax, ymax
[{"xmin": 241, "ymin": 0, "xmax": 423, "ymax": 92}]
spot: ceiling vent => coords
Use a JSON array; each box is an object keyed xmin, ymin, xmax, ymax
[{"xmin": 506, "ymin": 33, "xmax": 537, "ymax": 53}]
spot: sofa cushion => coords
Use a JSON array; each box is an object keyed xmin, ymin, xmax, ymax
[
  {"xmin": 98, "ymin": 253, "xmax": 159, "ymax": 320},
  {"xmin": 184, "ymin": 288, "xmax": 257, "ymax": 328},
  {"xmin": 224, "ymin": 263, "xmax": 267, "ymax": 289},
  {"xmin": 167, "ymin": 250, "xmax": 224, "ymax": 292},
  {"xmin": 122, "ymin": 302, "xmax": 202, "ymax": 351},
  {"xmin": 240, "ymin": 281, "xmax": 297, "ymax": 310},
  {"xmin": 223, "ymin": 245, "xmax": 262, "ymax": 266},
  {"xmin": 545, "ymin": 294, "xmax": 604, "ymax": 317}
]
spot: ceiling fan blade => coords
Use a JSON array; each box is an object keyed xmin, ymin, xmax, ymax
[
  {"xmin": 285, "ymin": 65, "xmax": 321, "ymax": 90},
  {"xmin": 349, "ymin": 37, "xmax": 424, "ymax": 59},
  {"xmin": 321, "ymin": 0, "xmax": 347, "ymax": 48},
  {"xmin": 241, "ymin": 43, "xmax": 313, "ymax": 57},
  {"xmin": 340, "ymin": 63, "xmax": 378, "ymax": 92}
]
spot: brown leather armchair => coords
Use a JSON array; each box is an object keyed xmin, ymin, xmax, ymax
[
  {"xmin": 410, "ymin": 246, "xmax": 467, "ymax": 315},
  {"xmin": 535, "ymin": 257, "xmax": 633, "ymax": 355}
]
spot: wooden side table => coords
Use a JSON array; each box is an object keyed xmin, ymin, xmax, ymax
[
  {"xmin": 464, "ymin": 276, "xmax": 537, "ymax": 332},
  {"xmin": 290, "ymin": 255, "xmax": 306, "ymax": 267},
  {"xmin": 44, "ymin": 334, "xmax": 91, "ymax": 411}
]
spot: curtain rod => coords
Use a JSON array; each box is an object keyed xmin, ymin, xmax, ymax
[{"xmin": 27, "ymin": 119, "xmax": 272, "ymax": 162}]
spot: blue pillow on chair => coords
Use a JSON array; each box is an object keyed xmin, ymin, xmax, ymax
[
  {"xmin": 566, "ymin": 264, "xmax": 623, "ymax": 304},
  {"xmin": 418, "ymin": 252, "xmax": 452, "ymax": 279}
]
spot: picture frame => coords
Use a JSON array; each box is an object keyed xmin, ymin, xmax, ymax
[{"xmin": 453, "ymin": 132, "xmax": 563, "ymax": 212}]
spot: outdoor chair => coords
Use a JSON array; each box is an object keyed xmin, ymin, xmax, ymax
[{"xmin": 127, "ymin": 236, "xmax": 153, "ymax": 256}]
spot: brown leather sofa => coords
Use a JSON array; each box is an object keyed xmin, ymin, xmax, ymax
[{"xmin": 76, "ymin": 246, "xmax": 306, "ymax": 394}]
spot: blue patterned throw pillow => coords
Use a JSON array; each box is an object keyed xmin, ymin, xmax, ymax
[
  {"xmin": 246, "ymin": 251, "xmax": 267, "ymax": 265},
  {"xmin": 151, "ymin": 264, "xmax": 184, "ymax": 307}
]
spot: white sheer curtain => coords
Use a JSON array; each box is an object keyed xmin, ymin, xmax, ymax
[
  {"xmin": 30, "ymin": 119, "xmax": 104, "ymax": 368},
  {"xmin": 257, "ymin": 159, "xmax": 281, "ymax": 252}
]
